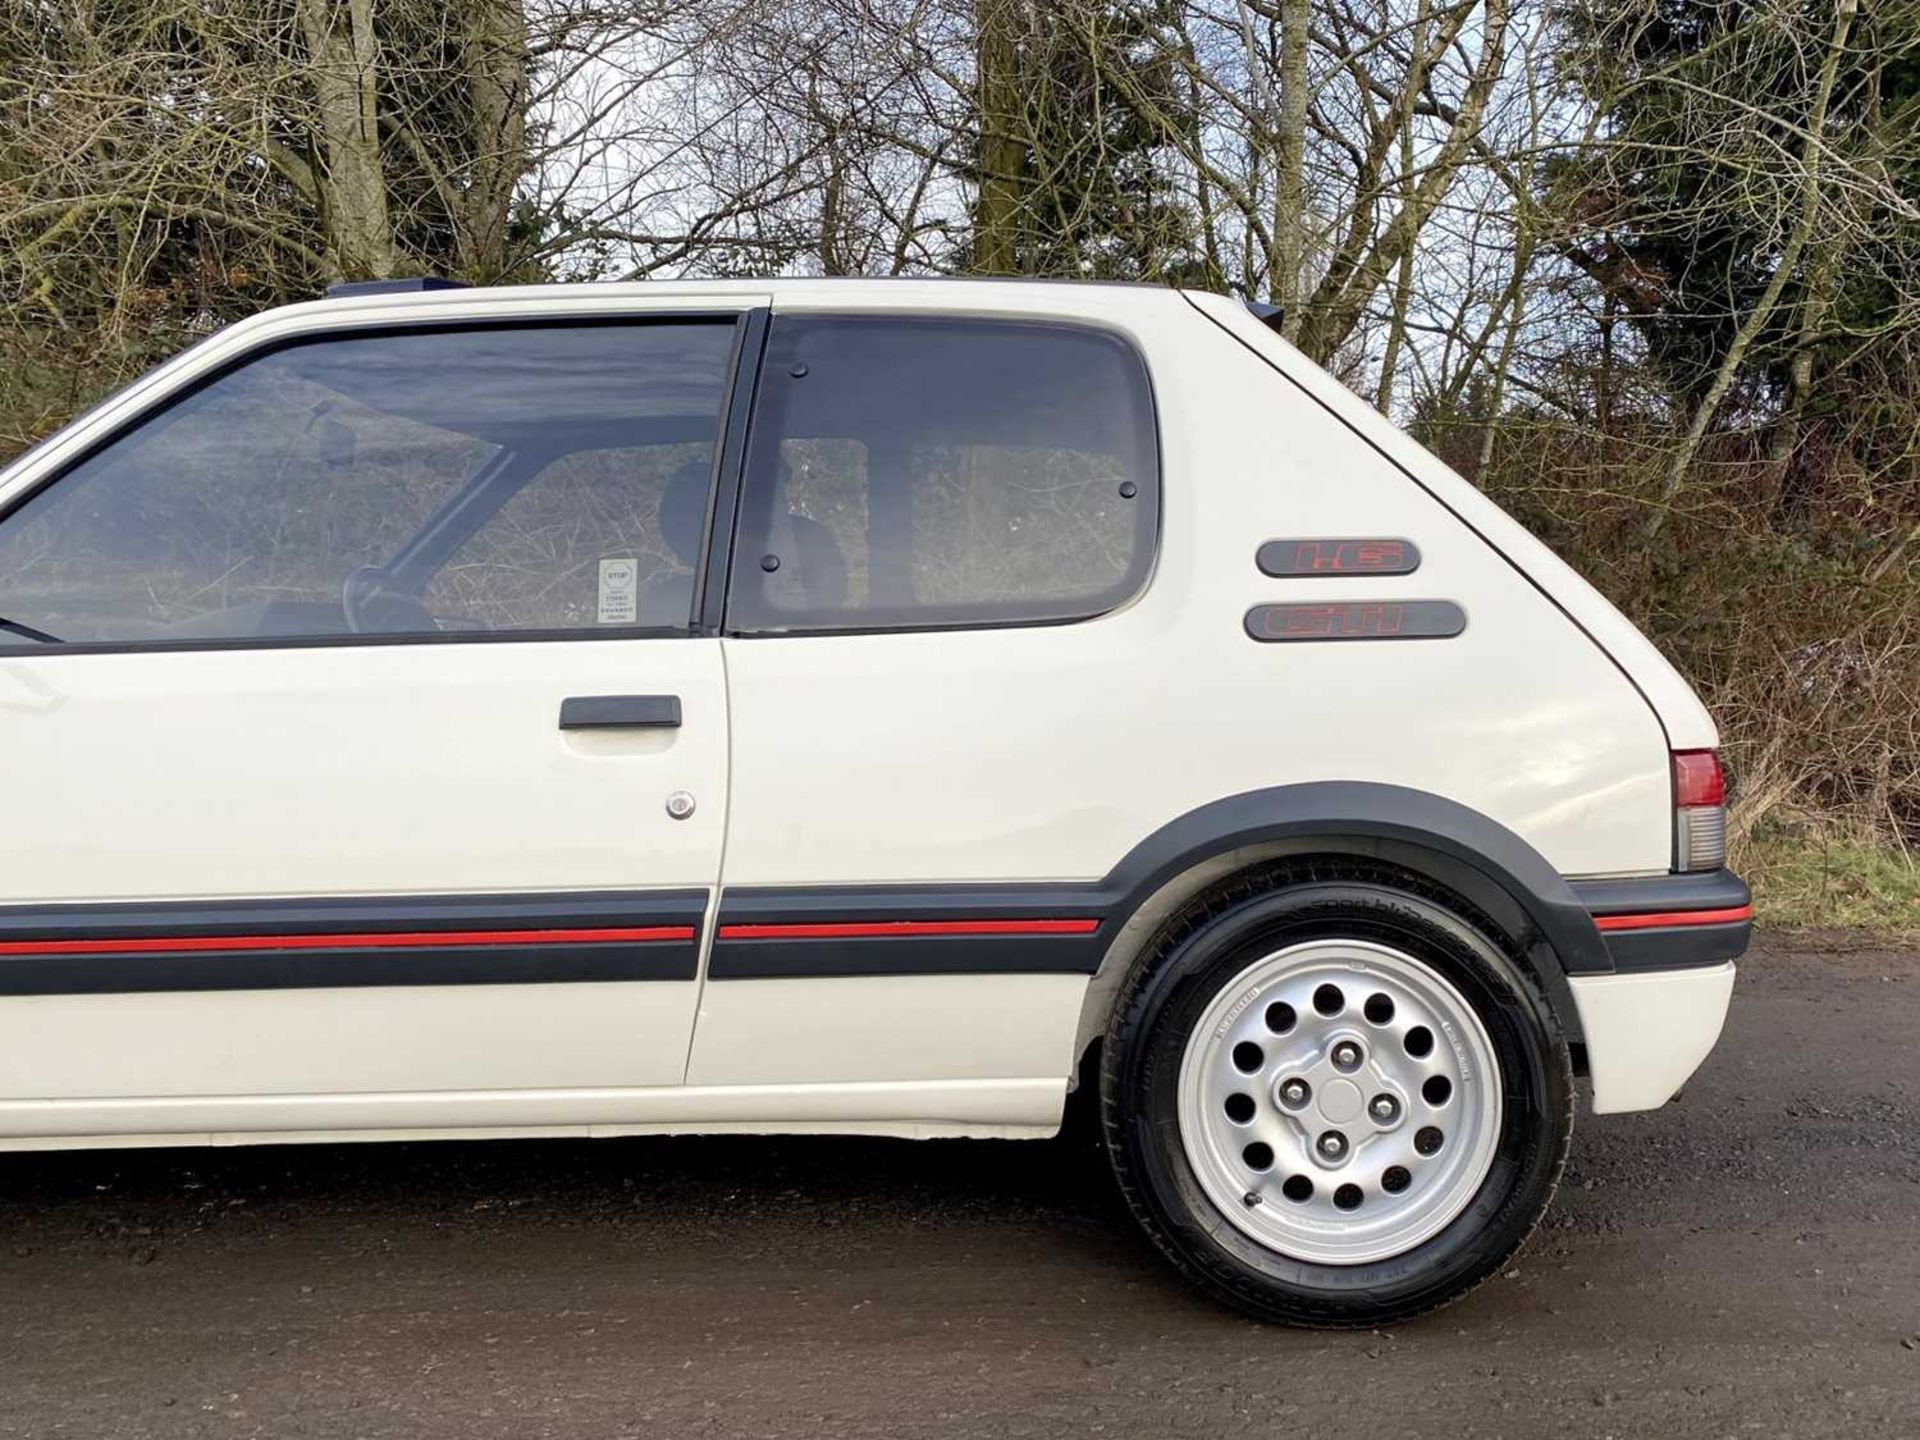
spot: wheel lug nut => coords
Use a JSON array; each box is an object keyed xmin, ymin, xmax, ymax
[
  {"xmin": 1316, "ymin": 1131, "xmax": 1348, "ymax": 1161},
  {"xmin": 1279, "ymin": 1078, "xmax": 1310, "ymax": 1108},
  {"xmin": 1331, "ymin": 1041, "xmax": 1362, "ymax": 1071},
  {"xmin": 1369, "ymin": 1093, "xmax": 1399, "ymax": 1123}
]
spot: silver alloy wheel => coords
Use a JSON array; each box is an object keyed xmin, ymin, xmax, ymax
[{"xmin": 1176, "ymin": 938, "xmax": 1502, "ymax": 1265}]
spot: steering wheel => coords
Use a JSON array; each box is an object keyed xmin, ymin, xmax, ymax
[{"xmin": 340, "ymin": 565, "xmax": 436, "ymax": 636}]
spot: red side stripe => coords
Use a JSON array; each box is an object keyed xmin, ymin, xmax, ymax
[
  {"xmin": 1591, "ymin": 905, "xmax": 1752, "ymax": 933},
  {"xmin": 717, "ymin": 919, "xmax": 1100, "ymax": 941},
  {"xmin": 0, "ymin": 925, "xmax": 695, "ymax": 957}
]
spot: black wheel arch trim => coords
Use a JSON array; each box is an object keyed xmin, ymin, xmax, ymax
[{"xmin": 1087, "ymin": 781, "xmax": 1608, "ymax": 1039}]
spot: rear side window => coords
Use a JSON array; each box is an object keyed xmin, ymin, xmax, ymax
[
  {"xmin": 726, "ymin": 316, "xmax": 1157, "ymax": 633},
  {"xmin": 0, "ymin": 321, "xmax": 735, "ymax": 647}
]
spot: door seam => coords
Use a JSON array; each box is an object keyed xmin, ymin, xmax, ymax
[{"xmin": 678, "ymin": 637, "xmax": 735, "ymax": 1082}]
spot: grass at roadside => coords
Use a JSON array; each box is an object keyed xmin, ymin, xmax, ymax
[{"xmin": 1735, "ymin": 824, "xmax": 1920, "ymax": 937}]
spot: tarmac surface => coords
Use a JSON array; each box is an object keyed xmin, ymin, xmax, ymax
[{"xmin": 1, "ymin": 932, "xmax": 1914, "ymax": 1437}]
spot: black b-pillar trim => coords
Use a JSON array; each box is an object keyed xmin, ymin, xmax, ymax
[{"xmin": 698, "ymin": 307, "xmax": 770, "ymax": 635}]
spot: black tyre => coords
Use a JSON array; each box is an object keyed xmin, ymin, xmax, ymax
[{"xmin": 1100, "ymin": 868, "xmax": 1572, "ymax": 1325}]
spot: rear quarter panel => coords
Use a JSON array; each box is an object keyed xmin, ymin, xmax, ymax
[
  {"xmin": 1187, "ymin": 291, "xmax": 1717, "ymax": 753},
  {"xmin": 719, "ymin": 284, "xmax": 1674, "ymax": 887}
]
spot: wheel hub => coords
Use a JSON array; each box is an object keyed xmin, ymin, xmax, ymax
[
  {"xmin": 1176, "ymin": 938, "xmax": 1503, "ymax": 1265},
  {"xmin": 1315, "ymin": 1077, "xmax": 1363, "ymax": 1124}
]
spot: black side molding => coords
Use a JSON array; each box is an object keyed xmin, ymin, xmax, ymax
[
  {"xmin": 559, "ymin": 694, "xmax": 682, "ymax": 729},
  {"xmin": 0, "ymin": 889, "xmax": 708, "ymax": 994},
  {"xmin": 708, "ymin": 930, "xmax": 1104, "ymax": 980},
  {"xmin": 0, "ymin": 942, "xmax": 696, "ymax": 996},
  {"xmin": 709, "ymin": 888, "xmax": 1108, "ymax": 979}
]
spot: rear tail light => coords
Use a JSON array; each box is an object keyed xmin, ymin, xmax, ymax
[{"xmin": 1673, "ymin": 750, "xmax": 1728, "ymax": 871}]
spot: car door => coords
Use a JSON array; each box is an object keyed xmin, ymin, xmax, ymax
[
  {"xmin": 0, "ymin": 304, "xmax": 760, "ymax": 1142},
  {"xmin": 685, "ymin": 304, "xmax": 1166, "ymax": 1123}
]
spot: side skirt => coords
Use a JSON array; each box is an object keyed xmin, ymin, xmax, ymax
[{"xmin": 0, "ymin": 1077, "xmax": 1067, "ymax": 1151}]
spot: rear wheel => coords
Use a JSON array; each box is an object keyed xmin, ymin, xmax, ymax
[{"xmin": 1101, "ymin": 870, "xmax": 1572, "ymax": 1325}]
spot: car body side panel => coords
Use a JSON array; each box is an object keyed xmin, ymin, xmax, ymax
[
  {"xmin": 684, "ymin": 973, "xmax": 1085, "ymax": 1087},
  {"xmin": 1183, "ymin": 289, "xmax": 1718, "ymax": 753},
  {"xmin": 692, "ymin": 284, "xmax": 1677, "ymax": 1097},
  {"xmin": 717, "ymin": 285, "xmax": 1672, "ymax": 893}
]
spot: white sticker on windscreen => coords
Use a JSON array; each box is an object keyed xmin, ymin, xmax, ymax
[{"xmin": 597, "ymin": 557, "xmax": 639, "ymax": 624}]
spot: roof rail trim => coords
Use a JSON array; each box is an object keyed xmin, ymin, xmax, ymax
[{"xmin": 325, "ymin": 277, "xmax": 472, "ymax": 300}]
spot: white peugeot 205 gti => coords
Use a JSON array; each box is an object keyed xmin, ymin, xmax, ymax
[{"xmin": 0, "ymin": 278, "xmax": 1748, "ymax": 1324}]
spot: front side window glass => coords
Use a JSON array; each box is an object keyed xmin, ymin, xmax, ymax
[{"xmin": 0, "ymin": 321, "xmax": 736, "ymax": 646}]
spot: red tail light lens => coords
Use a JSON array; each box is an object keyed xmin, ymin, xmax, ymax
[
  {"xmin": 1672, "ymin": 750, "xmax": 1727, "ymax": 871},
  {"xmin": 1673, "ymin": 750, "xmax": 1726, "ymax": 808}
]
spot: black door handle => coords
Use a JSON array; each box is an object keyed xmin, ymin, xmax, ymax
[{"xmin": 558, "ymin": 695, "xmax": 682, "ymax": 730}]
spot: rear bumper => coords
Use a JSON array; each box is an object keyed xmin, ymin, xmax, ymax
[
  {"xmin": 1570, "ymin": 868, "xmax": 1751, "ymax": 973},
  {"xmin": 1564, "ymin": 869, "xmax": 1750, "ymax": 1113},
  {"xmin": 1568, "ymin": 963, "xmax": 1735, "ymax": 1113}
]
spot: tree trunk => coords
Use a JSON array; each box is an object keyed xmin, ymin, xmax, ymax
[
  {"xmin": 973, "ymin": 0, "xmax": 1026, "ymax": 275},
  {"xmin": 1597, "ymin": 286, "xmax": 1616, "ymax": 439},
  {"xmin": 1471, "ymin": 213, "xmax": 1535, "ymax": 478},
  {"xmin": 821, "ymin": 148, "xmax": 849, "ymax": 274},
  {"xmin": 1274, "ymin": 0, "xmax": 1310, "ymax": 339},
  {"xmin": 296, "ymin": 0, "xmax": 396, "ymax": 281},
  {"xmin": 1763, "ymin": 237, "xmax": 1838, "ymax": 505},
  {"xmin": 457, "ymin": 0, "xmax": 528, "ymax": 280},
  {"xmin": 1375, "ymin": 0, "xmax": 1433, "ymax": 412},
  {"xmin": 1295, "ymin": 0, "xmax": 1510, "ymax": 364}
]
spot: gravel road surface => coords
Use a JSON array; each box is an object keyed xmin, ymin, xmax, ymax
[{"xmin": 1, "ymin": 933, "xmax": 1915, "ymax": 1438}]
